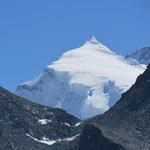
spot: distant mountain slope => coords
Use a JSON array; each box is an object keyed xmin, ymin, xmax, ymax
[
  {"xmin": 126, "ymin": 47, "xmax": 150, "ymax": 65},
  {"xmin": 16, "ymin": 36, "xmax": 145, "ymax": 119},
  {"xmin": 0, "ymin": 87, "xmax": 80, "ymax": 150},
  {"xmin": 78, "ymin": 64, "xmax": 150, "ymax": 150}
]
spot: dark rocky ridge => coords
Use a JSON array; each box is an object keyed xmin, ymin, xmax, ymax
[
  {"xmin": 0, "ymin": 87, "xmax": 80, "ymax": 150},
  {"xmin": 80, "ymin": 64, "xmax": 150, "ymax": 150}
]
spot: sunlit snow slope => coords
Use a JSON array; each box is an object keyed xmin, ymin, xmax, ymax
[{"xmin": 16, "ymin": 36, "xmax": 145, "ymax": 119}]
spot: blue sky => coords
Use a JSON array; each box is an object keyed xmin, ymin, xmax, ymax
[{"xmin": 0, "ymin": 0, "xmax": 150, "ymax": 91}]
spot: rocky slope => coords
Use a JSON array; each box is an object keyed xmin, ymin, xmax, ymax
[
  {"xmin": 16, "ymin": 36, "xmax": 145, "ymax": 119},
  {"xmin": 0, "ymin": 87, "xmax": 81, "ymax": 150}
]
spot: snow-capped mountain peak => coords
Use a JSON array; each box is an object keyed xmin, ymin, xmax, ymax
[
  {"xmin": 86, "ymin": 35, "xmax": 100, "ymax": 44},
  {"xmin": 84, "ymin": 35, "xmax": 113, "ymax": 53},
  {"xmin": 16, "ymin": 37, "xmax": 145, "ymax": 119}
]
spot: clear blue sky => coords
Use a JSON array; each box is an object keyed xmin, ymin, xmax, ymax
[{"xmin": 0, "ymin": 0, "xmax": 150, "ymax": 91}]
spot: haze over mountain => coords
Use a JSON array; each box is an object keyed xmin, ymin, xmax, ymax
[
  {"xmin": 16, "ymin": 36, "xmax": 145, "ymax": 119},
  {"xmin": 126, "ymin": 47, "xmax": 150, "ymax": 65}
]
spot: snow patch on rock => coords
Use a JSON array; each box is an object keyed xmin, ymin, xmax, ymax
[
  {"xmin": 38, "ymin": 119, "xmax": 52, "ymax": 125},
  {"xmin": 26, "ymin": 133, "xmax": 80, "ymax": 146}
]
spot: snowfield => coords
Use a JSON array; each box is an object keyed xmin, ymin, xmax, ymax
[{"xmin": 16, "ymin": 36, "xmax": 145, "ymax": 119}]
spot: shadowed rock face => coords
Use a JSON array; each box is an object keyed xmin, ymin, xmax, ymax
[
  {"xmin": 79, "ymin": 124, "xmax": 126, "ymax": 150},
  {"xmin": 0, "ymin": 87, "xmax": 80, "ymax": 150}
]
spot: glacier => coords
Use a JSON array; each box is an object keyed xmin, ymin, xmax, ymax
[{"xmin": 16, "ymin": 36, "xmax": 145, "ymax": 119}]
